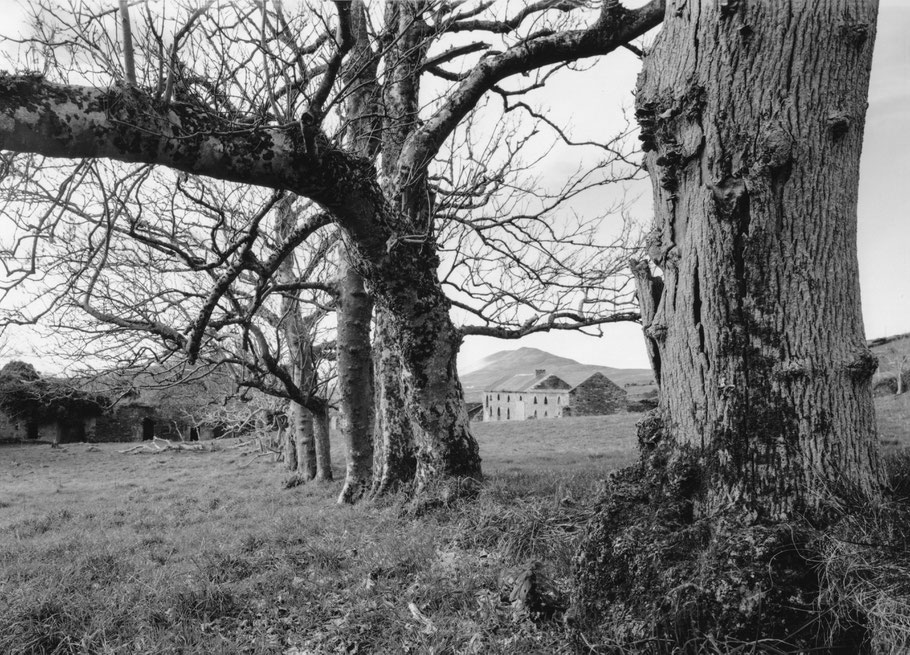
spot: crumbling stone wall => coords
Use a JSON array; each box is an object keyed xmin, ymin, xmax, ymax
[
  {"xmin": 566, "ymin": 373, "xmax": 627, "ymax": 416},
  {"xmin": 93, "ymin": 405, "xmax": 183, "ymax": 442},
  {"xmin": 0, "ymin": 412, "xmax": 24, "ymax": 442}
]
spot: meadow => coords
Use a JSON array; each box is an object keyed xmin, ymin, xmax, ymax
[{"xmin": 1, "ymin": 409, "xmax": 907, "ymax": 654}]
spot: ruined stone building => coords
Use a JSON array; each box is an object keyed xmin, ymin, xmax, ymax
[
  {"xmin": 0, "ymin": 365, "xmax": 243, "ymax": 444},
  {"xmin": 482, "ymin": 369, "xmax": 627, "ymax": 421}
]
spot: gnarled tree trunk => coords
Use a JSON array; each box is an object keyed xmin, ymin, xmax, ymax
[
  {"xmin": 577, "ymin": 0, "xmax": 885, "ymax": 645},
  {"xmin": 636, "ymin": 0, "xmax": 883, "ymax": 517},
  {"xmin": 370, "ymin": 3, "xmax": 481, "ymax": 501},
  {"xmin": 371, "ymin": 306, "xmax": 416, "ymax": 498}
]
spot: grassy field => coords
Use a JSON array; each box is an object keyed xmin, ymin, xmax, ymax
[{"xmin": 1, "ymin": 408, "xmax": 907, "ymax": 654}]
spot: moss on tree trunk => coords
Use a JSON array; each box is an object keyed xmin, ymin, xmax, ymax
[{"xmin": 575, "ymin": 0, "xmax": 885, "ymax": 647}]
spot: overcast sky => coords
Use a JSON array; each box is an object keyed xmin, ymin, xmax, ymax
[{"xmin": 461, "ymin": 1, "xmax": 910, "ymax": 373}]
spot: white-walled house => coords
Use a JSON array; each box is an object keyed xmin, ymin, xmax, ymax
[{"xmin": 482, "ymin": 368, "xmax": 627, "ymax": 421}]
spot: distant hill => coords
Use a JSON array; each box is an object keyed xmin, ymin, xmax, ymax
[
  {"xmin": 869, "ymin": 332, "xmax": 910, "ymax": 354},
  {"xmin": 869, "ymin": 332, "xmax": 910, "ymax": 391},
  {"xmin": 459, "ymin": 347, "xmax": 655, "ymax": 403}
]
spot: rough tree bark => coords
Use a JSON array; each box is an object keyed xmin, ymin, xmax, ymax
[
  {"xmin": 630, "ymin": 258, "xmax": 664, "ymax": 386},
  {"xmin": 576, "ymin": 0, "xmax": 886, "ymax": 645},
  {"xmin": 370, "ymin": 307, "xmax": 416, "ymax": 497},
  {"xmin": 313, "ymin": 403, "xmax": 332, "ymax": 482},
  {"xmin": 635, "ymin": 0, "xmax": 883, "ymax": 516},
  {"xmin": 335, "ymin": 0, "xmax": 378, "ymax": 504},
  {"xmin": 336, "ymin": 253, "xmax": 375, "ymax": 502},
  {"xmin": 290, "ymin": 401, "xmax": 316, "ymax": 480},
  {"xmin": 375, "ymin": 3, "xmax": 481, "ymax": 502},
  {"xmin": 281, "ymin": 407, "xmax": 297, "ymax": 472}
]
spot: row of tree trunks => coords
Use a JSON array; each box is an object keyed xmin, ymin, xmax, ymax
[
  {"xmin": 274, "ymin": 194, "xmax": 331, "ymax": 483},
  {"xmin": 0, "ymin": 0, "xmax": 662, "ymax": 506},
  {"xmin": 283, "ymin": 401, "xmax": 332, "ymax": 482}
]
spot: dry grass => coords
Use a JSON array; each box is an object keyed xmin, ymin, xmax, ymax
[
  {"xmin": 474, "ymin": 413, "xmax": 639, "ymax": 473},
  {"xmin": 0, "ymin": 414, "xmax": 635, "ymax": 654},
  {"xmin": 1, "ymin": 407, "xmax": 908, "ymax": 654},
  {"xmin": 875, "ymin": 392, "xmax": 910, "ymax": 450}
]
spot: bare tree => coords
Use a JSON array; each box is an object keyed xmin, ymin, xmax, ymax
[
  {"xmin": 0, "ymin": 0, "xmax": 662, "ymax": 501},
  {"xmin": 0, "ymin": 154, "xmax": 339, "ymax": 477}
]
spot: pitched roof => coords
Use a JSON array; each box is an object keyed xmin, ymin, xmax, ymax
[
  {"xmin": 485, "ymin": 372, "xmax": 542, "ymax": 393},
  {"xmin": 484, "ymin": 367, "xmax": 619, "ymax": 393}
]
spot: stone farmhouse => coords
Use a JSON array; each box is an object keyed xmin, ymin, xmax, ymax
[{"xmin": 482, "ymin": 368, "xmax": 627, "ymax": 421}]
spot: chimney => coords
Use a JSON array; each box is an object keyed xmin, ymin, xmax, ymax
[{"xmin": 535, "ymin": 369, "xmax": 546, "ymax": 377}]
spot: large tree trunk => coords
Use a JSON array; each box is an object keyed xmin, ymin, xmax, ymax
[
  {"xmin": 366, "ymin": 245, "xmax": 481, "ymax": 501},
  {"xmin": 368, "ymin": 4, "xmax": 481, "ymax": 502},
  {"xmin": 576, "ymin": 1, "xmax": 885, "ymax": 645},
  {"xmin": 634, "ymin": 0, "xmax": 882, "ymax": 518},
  {"xmin": 336, "ymin": 252, "xmax": 375, "ymax": 503},
  {"xmin": 371, "ymin": 306, "xmax": 417, "ymax": 498}
]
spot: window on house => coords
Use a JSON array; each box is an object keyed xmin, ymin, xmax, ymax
[
  {"xmin": 544, "ymin": 411, "xmax": 548, "ymax": 417},
  {"xmin": 497, "ymin": 408, "xmax": 501, "ymax": 419},
  {"xmin": 557, "ymin": 397, "xmax": 561, "ymax": 404},
  {"xmin": 507, "ymin": 395, "xmax": 510, "ymax": 402},
  {"xmin": 507, "ymin": 408, "xmax": 510, "ymax": 419},
  {"xmin": 533, "ymin": 397, "xmax": 538, "ymax": 404},
  {"xmin": 519, "ymin": 396, "xmax": 522, "ymax": 401},
  {"xmin": 497, "ymin": 394, "xmax": 500, "ymax": 401},
  {"xmin": 544, "ymin": 397, "xmax": 548, "ymax": 405}
]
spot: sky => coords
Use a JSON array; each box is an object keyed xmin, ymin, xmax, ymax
[
  {"xmin": 460, "ymin": 1, "xmax": 910, "ymax": 373},
  {"xmin": 0, "ymin": 2, "xmax": 907, "ymax": 375}
]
